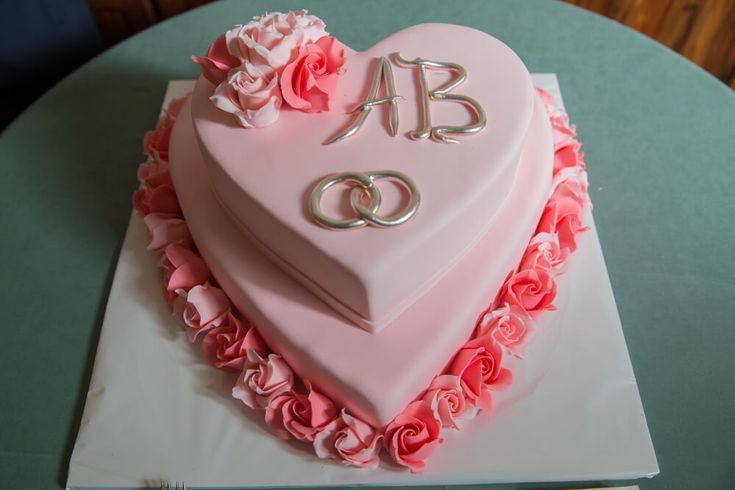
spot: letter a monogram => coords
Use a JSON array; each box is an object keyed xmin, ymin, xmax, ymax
[
  {"xmin": 395, "ymin": 54, "xmax": 486, "ymax": 143},
  {"xmin": 325, "ymin": 57, "xmax": 402, "ymax": 145}
]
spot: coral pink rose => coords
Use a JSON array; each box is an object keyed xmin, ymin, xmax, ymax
[
  {"xmin": 280, "ymin": 36, "xmax": 345, "ymax": 113},
  {"xmin": 200, "ymin": 313, "xmax": 266, "ymax": 370},
  {"xmin": 536, "ymin": 195, "xmax": 587, "ymax": 255},
  {"xmin": 498, "ymin": 268, "xmax": 557, "ymax": 316},
  {"xmin": 535, "ymin": 87, "xmax": 553, "ymax": 108},
  {"xmin": 164, "ymin": 95, "xmax": 187, "ymax": 121},
  {"xmin": 266, "ymin": 381, "xmax": 337, "ymax": 441},
  {"xmin": 384, "ymin": 400, "xmax": 443, "ymax": 473},
  {"xmin": 192, "ymin": 33, "xmax": 240, "ymax": 85},
  {"xmin": 423, "ymin": 375, "xmax": 475, "ymax": 430},
  {"xmin": 137, "ymin": 156, "xmax": 172, "ymax": 189},
  {"xmin": 553, "ymin": 138, "xmax": 584, "ymax": 173},
  {"xmin": 174, "ymin": 283, "xmax": 231, "ymax": 342},
  {"xmin": 132, "ymin": 183, "xmax": 181, "ymax": 218},
  {"xmin": 225, "ymin": 10, "xmax": 328, "ymax": 77},
  {"xmin": 535, "ymin": 87, "xmax": 576, "ymax": 142},
  {"xmin": 476, "ymin": 303, "xmax": 530, "ymax": 355},
  {"xmin": 314, "ymin": 409, "xmax": 383, "ymax": 469},
  {"xmin": 232, "ymin": 350, "xmax": 294, "ymax": 409},
  {"xmin": 143, "ymin": 212, "xmax": 190, "ymax": 251},
  {"xmin": 159, "ymin": 243, "xmax": 210, "ymax": 304},
  {"xmin": 210, "ymin": 64, "xmax": 282, "ymax": 128},
  {"xmin": 449, "ymin": 334, "xmax": 511, "ymax": 412},
  {"xmin": 519, "ymin": 232, "xmax": 564, "ymax": 272}
]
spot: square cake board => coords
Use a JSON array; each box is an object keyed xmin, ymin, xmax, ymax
[{"xmin": 66, "ymin": 77, "xmax": 659, "ymax": 489}]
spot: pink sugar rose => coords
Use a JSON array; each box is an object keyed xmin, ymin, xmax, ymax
[
  {"xmin": 550, "ymin": 114, "xmax": 576, "ymax": 145},
  {"xmin": 314, "ymin": 409, "xmax": 383, "ymax": 469},
  {"xmin": 266, "ymin": 380, "xmax": 337, "ymax": 441},
  {"xmin": 174, "ymin": 283, "xmax": 231, "ymax": 342},
  {"xmin": 499, "ymin": 268, "xmax": 557, "ymax": 316},
  {"xmin": 280, "ymin": 36, "xmax": 345, "ymax": 113},
  {"xmin": 519, "ymin": 232, "xmax": 564, "ymax": 271},
  {"xmin": 192, "ymin": 33, "xmax": 240, "ymax": 85},
  {"xmin": 551, "ymin": 166, "xmax": 590, "ymax": 207},
  {"xmin": 143, "ymin": 96, "xmax": 187, "ymax": 161},
  {"xmin": 137, "ymin": 156, "xmax": 172, "ymax": 189},
  {"xmin": 143, "ymin": 212, "xmax": 190, "ymax": 251},
  {"xmin": 384, "ymin": 400, "xmax": 443, "ymax": 473},
  {"xmin": 232, "ymin": 350, "xmax": 294, "ymax": 409},
  {"xmin": 535, "ymin": 87, "xmax": 553, "ymax": 108},
  {"xmin": 477, "ymin": 303, "xmax": 530, "ymax": 355},
  {"xmin": 449, "ymin": 334, "xmax": 511, "ymax": 413},
  {"xmin": 553, "ymin": 138, "xmax": 585, "ymax": 174},
  {"xmin": 159, "ymin": 243, "xmax": 210, "ymax": 304},
  {"xmin": 165, "ymin": 95, "xmax": 187, "ymax": 121},
  {"xmin": 225, "ymin": 10, "xmax": 328, "ymax": 77},
  {"xmin": 132, "ymin": 183, "xmax": 181, "ymax": 218},
  {"xmin": 201, "ymin": 315, "xmax": 267, "ymax": 371},
  {"xmin": 210, "ymin": 64, "xmax": 282, "ymax": 128},
  {"xmin": 536, "ymin": 194, "xmax": 587, "ymax": 256},
  {"xmin": 423, "ymin": 375, "xmax": 476, "ymax": 430}
]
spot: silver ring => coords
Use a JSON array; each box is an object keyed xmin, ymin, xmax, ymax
[
  {"xmin": 310, "ymin": 170, "xmax": 420, "ymax": 230},
  {"xmin": 310, "ymin": 172, "xmax": 381, "ymax": 229}
]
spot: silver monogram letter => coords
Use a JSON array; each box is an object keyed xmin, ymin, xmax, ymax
[
  {"xmin": 395, "ymin": 54, "xmax": 486, "ymax": 144},
  {"xmin": 325, "ymin": 57, "xmax": 401, "ymax": 145}
]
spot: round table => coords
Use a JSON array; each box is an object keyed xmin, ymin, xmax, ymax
[{"xmin": 1, "ymin": 1, "xmax": 733, "ymax": 488}]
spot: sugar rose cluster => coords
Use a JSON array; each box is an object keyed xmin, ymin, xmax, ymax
[{"xmin": 192, "ymin": 10, "xmax": 346, "ymax": 128}]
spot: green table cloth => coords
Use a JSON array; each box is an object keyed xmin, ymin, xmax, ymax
[{"xmin": 1, "ymin": 1, "xmax": 733, "ymax": 488}]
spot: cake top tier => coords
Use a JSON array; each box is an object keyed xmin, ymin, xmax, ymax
[{"xmin": 191, "ymin": 20, "xmax": 534, "ymax": 332}]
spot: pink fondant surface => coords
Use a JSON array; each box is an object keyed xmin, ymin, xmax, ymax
[
  {"xmin": 170, "ymin": 93, "xmax": 552, "ymax": 427},
  {"xmin": 191, "ymin": 24, "xmax": 535, "ymax": 331}
]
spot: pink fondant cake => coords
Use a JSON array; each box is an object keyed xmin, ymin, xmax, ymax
[{"xmin": 133, "ymin": 10, "xmax": 589, "ymax": 472}]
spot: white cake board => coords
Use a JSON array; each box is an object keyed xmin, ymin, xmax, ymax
[{"xmin": 66, "ymin": 77, "xmax": 658, "ymax": 489}]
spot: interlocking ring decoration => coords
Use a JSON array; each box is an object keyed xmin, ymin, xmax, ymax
[{"xmin": 310, "ymin": 170, "xmax": 421, "ymax": 230}]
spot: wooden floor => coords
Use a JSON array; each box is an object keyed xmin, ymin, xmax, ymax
[{"xmin": 86, "ymin": 0, "xmax": 735, "ymax": 89}]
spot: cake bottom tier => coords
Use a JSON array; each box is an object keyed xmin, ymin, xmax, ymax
[{"xmin": 169, "ymin": 95, "xmax": 553, "ymax": 427}]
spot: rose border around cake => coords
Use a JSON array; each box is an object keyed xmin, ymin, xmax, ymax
[{"xmin": 132, "ymin": 10, "xmax": 591, "ymax": 474}]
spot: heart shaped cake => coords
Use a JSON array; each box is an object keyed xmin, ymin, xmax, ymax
[{"xmin": 133, "ymin": 9, "xmax": 590, "ymax": 472}]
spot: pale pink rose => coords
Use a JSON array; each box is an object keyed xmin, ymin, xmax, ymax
[
  {"xmin": 210, "ymin": 64, "xmax": 282, "ymax": 128},
  {"xmin": 265, "ymin": 381, "xmax": 337, "ymax": 441},
  {"xmin": 476, "ymin": 303, "xmax": 530, "ymax": 355},
  {"xmin": 200, "ymin": 313, "xmax": 267, "ymax": 370},
  {"xmin": 551, "ymin": 165, "xmax": 590, "ymax": 207},
  {"xmin": 137, "ymin": 156, "xmax": 172, "ymax": 189},
  {"xmin": 143, "ymin": 212, "xmax": 190, "ymax": 251},
  {"xmin": 448, "ymin": 334, "xmax": 512, "ymax": 412},
  {"xmin": 132, "ymin": 183, "xmax": 181, "ymax": 218},
  {"xmin": 159, "ymin": 243, "xmax": 210, "ymax": 304},
  {"xmin": 314, "ymin": 409, "xmax": 382, "ymax": 469},
  {"xmin": 553, "ymin": 137, "xmax": 585, "ymax": 174},
  {"xmin": 498, "ymin": 268, "xmax": 557, "ymax": 317},
  {"xmin": 536, "ymin": 195, "xmax": 587, "ymax": 255},
  {"xmin": 173, "ymin": 283, "xmax": 231, "ymax": 342},
  {"xmin": 384, "ymin": 400, "xmax": 443, "ymax": 473},
  {"xmin": 225, "ymin": 10, "xmax": 328, "ymax": 77},
  {"xmin": 280, "ymin": 36, "xmax": 345, "ymax": 113},
  {"xmin": 192, "ymin": 33, "xmax": 240, "ymax": 85},
  {"xmin": 232, "ymin": 350, "xmax": 294, "ymax": 409},
  {"xmin": 519, "ymin": 232, "xmax": 564, "ymax": 271},
  {"xmin": 423, "ymin": 375, "xmax": 475, "ymax": 430}
]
